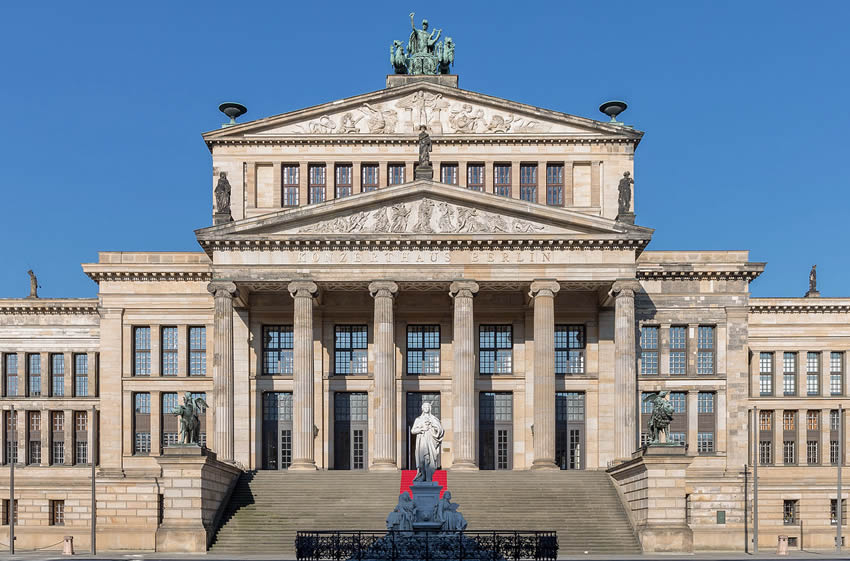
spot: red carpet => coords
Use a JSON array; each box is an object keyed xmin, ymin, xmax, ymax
[{"xmin": 400, "ymin": 469, "xmax": 447, "ymax": 498}]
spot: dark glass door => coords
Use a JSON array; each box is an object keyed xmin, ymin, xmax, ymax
[
  {"xmin": 555, "ymin": 392, "xmax": 585, "ymax": 470},
  {"xmin": 262, "ymin": 392, "xmax": 293, "ymax": 470},
  {"xmin": 479, "ymin": 392, "xmax": 512, "ymax": 470},
  {"xmin": 334, "ymin": 392, "xmax": 368, "ymax": 470},
  {"xmin": 406, "ymin": 392, "xmax": 441, "ymax": 469}
]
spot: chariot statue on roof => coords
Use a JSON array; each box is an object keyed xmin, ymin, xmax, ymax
[{"xmin": 390, "ymin": 13, "xmax": 455, "ymax": 76}]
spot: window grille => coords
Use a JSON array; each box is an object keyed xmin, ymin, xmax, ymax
[
  {"xmin": 51, "ymin": 354, "xmax": 64, "ymax": 396},
  {"xmin": 406, "ymin": 325, "xmax": 440, "ymax": 375},
  {"xmin": 698, "ymin": 392, "xmax": 714, "ymax": 413},
  {"xmin": 697, "ymin": 326, "xmax": 714, "ymax": 375},
  {"xmin": 28, "ymin": 354, "xmax": 41, "ymax": 396},
  {"xmin": 759, "ymin": 441, "xmax": 772, "ymax": 465},
  {"xmin": 308, "ymin": 164, "xmax": 326, "ymax": 203},
  {"xmin": 783, "ymin": 440, "xmax": 796, "ymax": 464},
  {"xmin": 831, "ymin": 499, "xmax": 847, "ymax": 525},
  {"xmin": 479, "ymin": 325, "xmax": 513, "ymax": 375},
  {"xmin": 784, "ymin": 500, "xmax": 797, "ymax": 524},
  {"xmin": 361, "ymin": 164, "xmax": 379, "ymax": 192},
  {"xmin": 161, "ymin": 326, "xmax": 178, "ymax": 376},
  {"xmin": 493, "ymin": 164, "xmax": 511, "ymax": 197},
  {"xmin": 74, "ymin": 354, "xmax": 88, "ymax": 396},
  {"xmin": 4, "ymin": 354, "xmax": 17, "ymax": 396},
  {"xmin": 807, "ymin": 352, "xmax": 820, "ymax": 395},
  {"xmin": 335, "ymin": 325, "xmax": 368, "ymax": 375},
  {"xmin": 640, "ymin": 326, "xmax": 659, "ymax": 376},
  {"xmin": 697, "ymin": 432, "xmax": 714, "ymax": 453},
  {"xmin": 51, "ymin": 500, "xmax": 65, "ymax": 526},
  {"xmin": 807, "ymin": 440, "xmax": 819, "ymax": 464},
  {"xmin": 555, "ymin": 325, "xmax": 585, "ymax": 374},
  {"xmin": 334, "ymin": 164, "xmax": 353, "ymax": 198},
  {"xmin": 519, "ymin": 164, "xmax": 537, "ymax": 202},
  {"xmin": 388, "ymin": 164, "xmax": 405, "ymax": 185},
  {"xmin": 466, "ymin": 164, "xmax": 484, "ymax": 191},
  {"xmin": 282, "ymin": 164, "xmax": 299, "ymax": 206},
  {"xmin": 759, "ymin": 352, "xmax": 773, "ymax": 395},
  {"xmin": 440, "ymin": 164, "xmax": 458, "ymax": 185}
]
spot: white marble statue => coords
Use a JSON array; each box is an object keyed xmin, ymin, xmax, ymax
[{"xmin": 411, "ymin": 402, "xmax": 444, "ymax": 482}]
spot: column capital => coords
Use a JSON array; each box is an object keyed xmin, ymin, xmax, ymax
[
  {"xmin": 368, "ymin": 280, "xmax": 398, "ymax": 299},
  {"xmin": 449, "ymin": 280, "xmax": 479, "ymax": 299},
  {"xmin": 288, "ymin": 280, "xmax": 318, "ymax": 299},
  {"xmin": 529, "ymin": 280, "xmax": 560, "ymax": 299},
  {"xmin": 207, "ymin": 281, "xmax": 238, "ymax": 299},
  {"xmin": 611, "ymin": 279, "xmax": 641, "ymax": 299}
]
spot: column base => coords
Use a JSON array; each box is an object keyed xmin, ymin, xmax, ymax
[
  {"xmin": 369, "ymin": 461, "xmax": 399, "ymax": 471},
  {"xmin": 449, "ymin": 461, "xmax": 479, "ymax": 471},
  {"xmin": 530, "ymin": 460, "xmax": 560, "ymax": 471},
  {"xmin": 288, "ymin": 460, "xmax": 318, "ymax": 471}
]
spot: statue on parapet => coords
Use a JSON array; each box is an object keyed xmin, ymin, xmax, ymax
[
  {"xmin": 27, "ymin": 269, "xmax": 39, "ymax": 299},
  {"xmin": 411, "ymin": 401, "xmax": 444, "ymax": 482},
  {"xmin": 173, "ymin": 392, "xmax": 208, "ymax": 445},
  {"xmin": 617, "ymin": 171, "xmax": 633, "ymax": 217},
  {"xmin": 418, "ymin": 126, "xmax": 432, "ymax": 166},
  {"xmin": 809, "ymin": 265, "xmax": 817, "ymax": 293},
  {"xmin": 644, "ymin": 391, "xmax": 674, "ymax": 444}
]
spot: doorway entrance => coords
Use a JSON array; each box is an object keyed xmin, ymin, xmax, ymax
[
  {"xmin": 479, "ymin": 392, "xmax": 513, "ymax": 470},
  {"xmin": 262, "ymin": 392, "xmax": 292, "ymax": 470},
  {"xmin": 555, "ymin": 391, "xmax": 585, "ymax": 470},
  {"xmin": 334, "ymin": 392, "xmax": 368, "ymax": 470}
]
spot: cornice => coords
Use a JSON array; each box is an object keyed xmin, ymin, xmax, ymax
[
  {"xmin": 85, "ymin": 271, "xmax": 212, "ymax": 283},
  {"xmin": 749, "ymin": 300, "xmax": 850, "ymax": 314},
  {"xmin": 637, "ymin": 269, "xmax": 763, "ymax": 282},
  {"xmin": 0, "ymin": 299, "xmax": 99, "ymax": 315},
  {"xmin": 208, "ymin": 136, "xmax": 636, "ymax": 148}
]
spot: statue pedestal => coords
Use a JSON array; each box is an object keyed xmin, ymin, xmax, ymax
[
  {"xmin": 616, "ymin": 211, "xmax": 635, "ymax": 225},
  {"xmin": 805, "ymin": 289, "xmax": 821, "ymax": 298},
  {"xmin": 410, "ymin": 482, "xmax": 442, "ymax": 529},
  {"xmin": 415, "ymin": 164, "xmax": 434, "ymax": 180},
  {"xmin": 213, "ymin": 212, "xmax": 232, "ymax": 226}
]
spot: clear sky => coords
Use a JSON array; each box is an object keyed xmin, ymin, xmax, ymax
[{"xmin": 1, "ymin": 1, "xmax": 847, "ymax": 299}]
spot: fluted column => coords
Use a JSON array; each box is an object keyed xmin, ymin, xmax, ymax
[
  {"xmin": 369, "ymin": 281, "xmax": 399, "ymax": 470},
  {"xmin": 530, "ymin": 280, "xmax": 560, "ymax": 470},
  {"xmin": 288, "ymin": 280, "xmax": 318, "ymax": 470},
  {"xmin": 612, "ymin": 279, "xmax": 641, "ymax": 461},
  {"xmin": 207, "ymin": 281, "xmax": 238, "ymax": 462},
  {"xmin": 450, "ymin": 280, "xmax": 479, "ymax": 470}
]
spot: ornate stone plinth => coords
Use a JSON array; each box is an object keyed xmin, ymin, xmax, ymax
[{"xmin": 409, "ymin": 482, "xmax": 443, "ymax": 529}]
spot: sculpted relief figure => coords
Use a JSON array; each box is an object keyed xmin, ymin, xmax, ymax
[
  {"xmin": 373, "ymin": 207, "xmax": 391, "ymax": 232},
  {"xmin": 411, "ymin": 401, "xmax": 444, "ymax": 482},
  {"xmin": 414, "ymin": 198, "xmax": 435, "ymax": 233},
  {"xmin": 339, "ymin": 112, "xmax": 363, "ymax": 133},
  {"xmin": 361, "ymin": 103, "xmax": 398, "ymax": 134},
  {"xmin": 437, "ymin": 201, "xmax": 455, "ymax": 232},
  {"xmin": 448, "ymin": 104, "xmax": 484, "ymax": 133},
  {"xmin": 307, "ymin": 115, "xmax": 337, "ymax": 134},
  {"xmin": 390, "ymin": 203, "xmax": 411, "ymax": 233},
  {"xmin": 484, "ymin": 114, "xmax": 516, "ymax": 133}
]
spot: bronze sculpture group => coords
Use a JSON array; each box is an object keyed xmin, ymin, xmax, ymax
[
  {"xmin": 173, "ymin": 392, "xmax": 208, "ymax": 445},
  {"xmin": 391, "ymin": 13, "xmax": 455, "ymax": 75}
]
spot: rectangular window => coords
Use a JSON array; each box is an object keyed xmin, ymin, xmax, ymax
[
  {"xmin": 134, "ymin": 327, "xmax": 151, "ymax": 376},
  {"xmin": 832, "ymin": 409, "xmax": 841, "ymax": 431},
  {"xmin": 440, "ymin": 163, "xmax": 458, "ymax": 185},
  {"xmin": 784, "ymin": 500, "xmax": 798, "ymax": 525},
  {"xmin": 759, "ymin": 352, "xmax": 774, "ymax": 396},
  {"xmin": 760, "ymin": 410, "xmax": 772, "ymax": 431},
  {"xmin": 519, "ymin": 164, "xmax": 537, "ymax": 202},
  {"xmin": 74, "ymin": 354, "xmax": 88, "ymax": 397},
  {"xmin": 467, "ymin": 164, "xmax": 484, "ymax": 191},
  {"xmin": 831, "ymin": 499, "xmax": 847, "ymax": 525},
  {"xmin": 494, "ymin": 164, "xmax": 511, "ymax": 197},
  {"xmin": 161, "ymin": 326, "xmax": 178, "ymax": 376},
  {"xmin": 28, "ymin": 354, "xmax": 41, "ymax": 396},
  {"xmin": 759, "ymin": 441, "xmax": 772, "ymax": 465},
  {"xmin": 334, "ymin": 325, "xmax": 368, "ymax": 375},
  {"xmin": 784, "ymin": 352, "xmax": 797, "ymax": 396},
  {"xmin": 555, "ymin": 325, "xmax": 585, "ymax": 375},
  {"xmin": 640, "ymin": 326, "xmax": 659, "ymax": 376},
  {"xmin": 831, "ymin": 352, "xmax": 844, "ymax": 395},
  {"xmin": 135, "ymin": 393, "xmax": 150, "ymax": 414},
  {"xmin": 807, "ymin": 351, "xmax": 820, "ymax": 395},
  {"xmin": 698, "ymin": 392, "xmax": 715, "ymax": 413},
  {"xmin": 335, "ymin": 164, "xmax": 353, "ymax": 198},
  {"xmin": 783, "ymin": 411, "xmax": 796, "ymax": 431},
  {"xmin": 5, "ymin": 354, "xmax": 17, "ymax": 396},
  {"xmin": 546, "ymin": 164, "xmax": 564, "ymax": 206},
  {"xmin": 697, "ymin": 326, "xmax": 715, "ymax": 375},
  {"xmin": 29, "ymin": 440, "xmax": 41, "ymax": 465},
  {"xmin": 479, "ymin": 325, "xmax": 513, "ymax": 375},
  {"xmin": 388, "ymin": 163, "xmax": 405, "ymax": 185},
  {"xmin": 52, "ymin": 410, "xmax": 64, "ymax": 432},
  {"xmin": 52, "ymin": 441, "xmax": 64, "ymax": 465},
  {"xmin": 189, "ymin": 326, "xmax": 206, "ymax": 376},
  {"xmin": 697, "ymin": 432, "xmax": 714, "ymax": 453},
  {"xmin": 134, "ymin": 392, "xmax": 151, "ymax": 455},
  {"xmin": 406, "ymin": 325, "xmax": 440, "ymax": 375},
  {"xmin": 670, "ymin": 326, "xmax": 687, "ymax": 375},
  {"xmin": 831, "ymin": 440, "xmax": 840, "ymax": 465},
  {"xmin": 50, "ymin": 500, "xmax": 65, "ymax": 526},
  {"xmin": 361, "ymin": 164, "xmax": 379, "ymax": 192},
  {"xmin": 75, "ymin": 411, "xmax": 87, "ymax": 431},
  {"xmin": 263, "ymin": 326, "xmax": 294, "ymax": 375},
  {"xmin": 4, "ymin": 412, "xmax": 18, "ymax": 465},
  {"xmin": 669, "ymin": 392, "xmax": 686, "ymax": 414},
  {"xmin": 668, "ymin": 432, "xmax": 686, "ymax": 445},
  {"xmin": 134, "ymin": 432, "xmax": 151, "ymax": 455},
  {"xmin": 75, "ymin": 410, "xmax": 88, "ymax": 464},
  {"xmin": 807, "ymin": 439, "xmax": 819, "ymax": 464},
  {"xmin": 2, "ymin": 499, "xmax": 18, "ymax": 525},
  {"xmin": 51, "ymin": 353, "xmax": 64, "ymax": 397},
  {"xmin": 308, "ymin": 164, "xmax": 326, "ymax": 203},
  {"xmin": 282, "ymin": 164, "xmax": 299, "ymax": 206},
  {"xmin": 807, "ymin": 410, "xmax": 819, "ymax": 430},
  {"xmin": 783, "ymin": 440, "xmax": 796, "ymax": 464}
]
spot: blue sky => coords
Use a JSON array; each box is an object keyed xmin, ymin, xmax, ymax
[{"xmin": 0, "ymin": 1, "xmax": 847, "ymax": 298}]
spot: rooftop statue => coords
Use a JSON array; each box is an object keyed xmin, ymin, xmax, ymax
[
  {"xmin": 809, "ymin": 264, "xmax": 817, "ymax": 293},
  {"xmin": 390, "ymin": 13, "xmax": 455, "ymax": 76},
  {"xmin": 26, "ymin": 269, "xmax": 39, "ymax": 299}
]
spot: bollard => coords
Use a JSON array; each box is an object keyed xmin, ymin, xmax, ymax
[
  {"xmin": 777, "ymin": 535, "xmax": 788, "ymax": 556},
  {"xmin": 63, "ymin": 535, "xmax": 74, "ymax": 556}
]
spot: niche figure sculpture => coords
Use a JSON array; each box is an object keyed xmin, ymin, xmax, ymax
[{"xmin": 411, "ymin": 402, "xmax": 444, "ymax": 482}]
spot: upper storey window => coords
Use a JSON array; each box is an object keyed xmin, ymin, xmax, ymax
[
  {"xmin": 697, "ymin": 326, "xmax": 715, "ymax": 375},
  {"xmin": 467, "ymin": 164, "xmax": 484, "ymax": 191},
  {"xmin": 134, "ymin": 327, "xmax": 151, "ymax": 376},
  {"xmin": 308, "ymin": 164, "xmax": 326, "ymax": 204},
  {"xmin": 28, "ymin": 354, "xmax": 41, "ymax": 397},
  {"xmin": 282, "ymin": 165, "xmax": 299, "ymax": 207},
  {"xmin": 189, "ymin": 327, "xmax": 207, "ymax": 376},
  {"xmin": 555, "ymin": 325, "xmax": 585, "ymax": 375},
  {"xmin": 640, "ymin": 326, "xmax": 659, "ymax": 376},
  {"xmin": 494, "ymin": 164, "xmax": 511, "ymax": 197},
  {"xmin": 519, "ymin": 164, "xmax": 537, "ymax": 203},
  {"xmin": 362, "ymin": 164, "xmax": 379, "ymax": 192},
  {"xmin": 388, "ymin": 164, "xmax": 405, "ymax": 186},
  {"xmin": 335, "ymin": 325, "xmax": 368, "ymax": 375},
  {"xmin": 760, "ymin": 352, "xmax": 774, "ymax": 396},
  {"xmin": 669, "ymin": 326, "xmax": 687, "ymax": 376},
  {"xmin": 263, "ymin": 326, "xmax": 293, "ymax": 375},
  {"xmin": 440, "ymin": 164, "xmax": 458, "ymax": 185},
  {"xmin": 546, "ymin": 164, "xmax": 564, "ymax": 206},
  {"xmin": 479, "ymin": 325, "xmax": 513, "ymax": 375},
  {"xmin": 5, "ymin": 354, "xmax": 18, "ymax": 396},
  {"xmin": 335, "ymin": 164, "xmax": 353, "ymax": 199}
]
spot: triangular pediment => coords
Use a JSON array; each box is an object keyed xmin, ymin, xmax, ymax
[
  {"xmin": 203, "ymin": 82, "xmax": 642, "ymax": 140},
  {"xmin": 196, "ymin": 181, "xmax": 653, "ymax": 244}
]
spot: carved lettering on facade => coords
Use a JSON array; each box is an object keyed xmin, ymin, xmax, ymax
[{"xmin": 295, "ymin": 249, "xmax": 553, "ymax": 265}]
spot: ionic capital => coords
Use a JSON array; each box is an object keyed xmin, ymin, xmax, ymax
[
  {"xmin": 610, "ymin": 279, "xmax": 642, "ymax": 299},
  {"xmin": 207, "ymin": 281, "xmax": 238, "ymax": 300},
  {"xmin": 529, "ymin": 280, "xmax": 560, "ymax": 300},
  {"xmin": 368, "ymin": 280, "xmax": 399, "ymax": 299},
  {"xmin": 288, "ymin": 280, "xmax": 318, "ymax": 300},
  {"xmin": 449, "ymin": 280, "xmax": 479, "ymax": 300}
]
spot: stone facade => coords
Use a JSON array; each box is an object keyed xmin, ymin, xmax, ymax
[{"xmin": 0, "ymin": 76, "xmax": 847, "ymax": 553}]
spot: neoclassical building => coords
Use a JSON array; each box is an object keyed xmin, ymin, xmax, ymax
[{"xmin": 1, "ymin": 70, "xmax": 848, "ymax": 553}]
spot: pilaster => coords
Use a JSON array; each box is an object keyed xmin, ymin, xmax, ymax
[
  {"xmin": 151, "ymin": 390, "xmax": 162, "ymax": 456},
  {"xmin": 530, "ymin": 280, "xmax": 560, "ymax": 470},
  {"xmin": 369, "ymin": 280, "xmax": 399, "ymax": 470},
  {"xmin": 63, "ymin": 408, "xmax": 73, "ymax": 466},
  {"xmin": 449, "ymin": 280, "xmax": 479, "ymax": 470},
  {"xmin": 98, "ymin": 307, "xmax": 124, "ymax": 474},
  {"xmin": 288, "ymin": 280, "xmax": 319, "ymax": 470},
  {"xmin": 687, "ymin": 391, "xmax": 698, "ymax": 457},
  {"xmin": 773, "ymin": 408, "xmax": 784, "ymax": 466},
  {"xmin": 822, "ymin": 407, "xmax": 832, "ymax": 466}
]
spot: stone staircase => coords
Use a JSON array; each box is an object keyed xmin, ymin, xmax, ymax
[{"xmin": 210, "ymin": 470, "xmax": 641, "ymax": 555}]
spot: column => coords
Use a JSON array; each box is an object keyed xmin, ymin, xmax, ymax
[
  {"xmin": 369, "ymin": 281, "xmax": 399, "ymax": 470},
  {"xmin": 612, "ymin": 279, "xmax": 641, "ymax": 461},
  {"xmin": 450, "ymin": 280, "xmax": 479, "ymax": 470},
  {"xmin": 207, "ymin": 282, "xmax": 238, "ymax": 463},
  {"xmin": 530, "ymin": 280, "xmax": 560, "ymax": 470},
  {"xmin": 288, "ymin": 280, "xmax": 318, "ymax": 470}
]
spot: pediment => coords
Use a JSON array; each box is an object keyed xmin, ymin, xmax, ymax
[
  {"xmin": 203, "ymin": 83, "xmax": 642, "ymax": 140},
  {"xmin": 196, "ymin": 181, "xmax": 653, "ymax": 243}
]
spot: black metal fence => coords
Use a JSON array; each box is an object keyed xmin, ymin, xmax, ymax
[{"xmin": 295, "ymin": 530, "xmax": 558, "ymax": 561}]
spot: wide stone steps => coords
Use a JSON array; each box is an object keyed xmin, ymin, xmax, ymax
[{"xmin": 210, "ymin": 470, "xmax": 641, "ymax": 554}]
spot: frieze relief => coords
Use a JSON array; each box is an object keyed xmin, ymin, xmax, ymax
[{"xmin": 297, "ymin": 198, "xmax": 547, "ymax": 235}]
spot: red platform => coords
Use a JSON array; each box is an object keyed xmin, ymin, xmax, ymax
[{"xmin": 400, "ymin": 470, "xmax": 447, "ymax": 498}]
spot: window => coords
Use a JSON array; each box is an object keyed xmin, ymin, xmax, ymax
[
  {"xmin": 831, "ymin": 499, "xmax": 847, "ymax": 525},
  {"xmin": 759, "ymin": 352, "xmax": 774, "ymax": 396},
  {"xmin": 698, "ymin": 392, "xmax": 715, "ymax": 413},
  {"xmin": 519, "ymin": 164, "xmax": 537, "ymax": 202},
  {"xmin": 783, "ymin": 411, "xmax": 796, "ymax": 431},
  {"xmin": 4, "ymin": 412, "xmax": 17, "ymax": 465},
  {"xmin": 407, "ymin": 325, "xmax": 440, "ymax": 375},
  {"xmin": 52, "ymin": 410, "xmax": 64, "ymax": 432},
  {"xmin": 697, "ymin": 432, "xmax": 714, "ymax": 453},
  {"xmin": 335, "ymin": 325, "xmax": 368, "ymax": 375},
  {"xmin": 670, "ymin": 326, "xmax": 687, "ymax": 375},
  {"xmin": 75, "ymin": 410, "xmax": 88, "ymax": 464},
  {"xmin": 783, "ymin": 441, "xmax": 796, "ymax": 464},
  {"xmin": 335, "ymin": 164, "xmax": 353, "ymax": 198},
  {"xmin": 134, "ymin": 327, "xmax": 151, "ymax": 376},
  {"xmin": 189, "ymin": 327, "xmax": 206, "ymax": 376},
  {"xmin": 784, "ymin": 352, "xmax": 797, "ymax": 396},
  {"xmin": 282, "ymin": 164, "xmax": 299, "ymax": 206},
  {"xmin": 494, "ymin": 164, "xmax": 511, "ymax": 197},
  {"xmin": 162, "ymin": 392, "xmax": 180, "ymax": 447},
  {"xmin": 807, "ymin": 352, "xmax": 820, "ymax": 395},
  {"xmin": 640, "ymin": 326, "xmax": 659, "ymax": 376},
  {"xmin": 308, "ymin": 164, "xmax": 326, "ymax": 203},
  {"xmin": 74, "ymin": 354, "xmax": 88, "ymax": 396},
  {"xmin": 479, "ymin": 325, "xmax": 513, "ymax": 375},
  {"xmin": 759, "ymin": 441, "xmax": 772, "ymax": 465},
  {"xmin": 134, "ymin": 392, "xmax": 151, "ymax": 455},
  {"xmin": 28, "ymin": 353, "xmax": 41, "ymax": 396},
  {"xmin": 50, "ymin": 354, "xmax": 64, "ymax": 396},
  {"xmin": 697, "ymin": 326, "xmax": 714, "ymax": 375},
  {"xmin": 361, "ymin": 164, "xmax": 379, "ymax": 192},
  {"xmin": 760, "ymin": 410, "xmax": 772, "ymax": 431},
  {"xmin": 388, "ymin": 163, "xmax": 405, "ymax": 185},
  {"xmin": 555, "ymin": 325, "xmax": 585, "ymax": 375},
  {"xmin": 161, "ymin": 326, "xmax": 178, "ymax": 376},
  {"xmin": 807, "ymin": 410, "xmax": 819, "ymax": 430},
  {"xmin": 831, "ymin": 352, "xmax": 844, "ymax": 395},
  {"xmin": 783, "ymin": 500, "xmax": 798, "ymax": 525},
  {"xmin": 832, "ymin": 409, "xmax": 840, "ymax": 431},
  {"xmin": 2, "ymin": 500, "xmax": 18, "ymax": 525},
  {"xmin": 807, "ymin": 440, "xmax": 819, "ymax": 464},
  {"xmin": 52, "ymin": 441, "xmax": 64, "ymax": 464},
  {"xmin": 263, "ymin": 326, "xmax": 294, "ymax": 375},
  {"xmin": 831, "ymin": 440, "xmax": 840, "ymax": 465},
  {"xmin": 134, "ymin": 432, "xmax": 151, "ymax": 455},
  {"xmin": 669, "ymin": 392, "xmax": 686, "ymax": 413},
  {"xmin": 51, "ymin": 500, "xmax": 65, "ymax": 526},
  {"xmin": 440, "ymin": 163, "xmax": 458, "ymax": 185},
  {"xmin": 668, "ymin": 432, "xmax": 686, "ymax": 445},
  {"xmin": 29, "ymin": 440, "xmax": 41, "ymax": 465},
  {"xmin": 5, "ymin": 354, "xmax": 17, "ymax": 396},
  {"xmin": 467, "ymin": 164, "xmax": 484, "ymax": 191},
  {"xmin": 546, "ymin": 164, "xmax": 564, "ymax": 206},
  {"xmin": 135, "ymin": 393, "xmax": 150, "ymax": 414}
]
